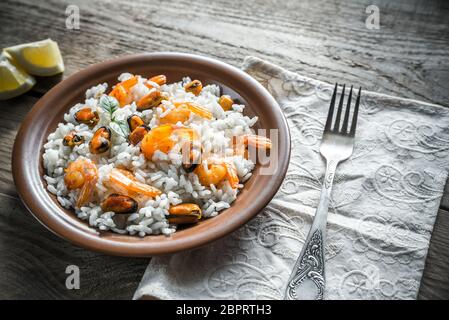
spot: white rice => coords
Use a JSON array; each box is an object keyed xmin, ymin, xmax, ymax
[{"xmin": 43, "ymin": 74, "xmax": 257, "ymax": 236}]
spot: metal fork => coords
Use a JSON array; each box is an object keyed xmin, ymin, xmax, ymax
[{"xmin": 284, "ymin": 84, "xmax": 361, "ymax": 300}]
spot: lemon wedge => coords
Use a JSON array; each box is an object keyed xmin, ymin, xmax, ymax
[
  {"xmin": 0, "ymin": 52, "xmax": 36, "ymax": 100},
  {"xmin": 4, "ymin": 39, "xmax": 64, "ymax": 77}
]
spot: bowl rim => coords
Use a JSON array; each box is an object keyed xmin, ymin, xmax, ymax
[{"xmin": 12, "ymin": 52, "xmax": 291, "ymax": 257}]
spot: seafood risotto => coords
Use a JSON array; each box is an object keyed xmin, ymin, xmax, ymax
[{"xmin": 43, "ymin": 73, "xmax": 271, "ymax": 237}]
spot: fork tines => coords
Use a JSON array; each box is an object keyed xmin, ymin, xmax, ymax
[{"xmin": 325, "ymin": 83, "xmax": 361, "ymax": 136}]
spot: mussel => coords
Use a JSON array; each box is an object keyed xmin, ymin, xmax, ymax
[
  {"xmin": 74, "ymin": 107, "xmax": 99, "ymax": 127},
  {"xmin": 167, "ymin": 203, "xmax": 202, "ymax": 224},
  {"xmin": 101, "ymin": 194, "xmax": 138, "ymax": 214},
  {"xmin": 127, "ymin": 115, "xmax": 145, "ymax": 132},
  {"xmin": 218, "ymin": 95, "xmax": 234, "ymax": 111},
  {"xmin": 184, "ymin": 80, "xmax": 202, "ymax": 96},
  {"xmin": 129, "ymin": 125, "xmax": 150, "ymax": 145},
  {"xmin": 89, "ymin": 126, "xmax": 111, "ymax": 154},
  {"xmin": 181, "ymin": 145, "xmax": 202, "ymax": 173},
  {"xmin": 63, "ymin": 131, "xmax": 84, "ymax": 147},
  {"xmin": 136, "ymin": 90, "xmax": 164, "ymax": 111}
]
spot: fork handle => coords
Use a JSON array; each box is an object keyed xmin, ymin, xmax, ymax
[{"xmin": 284, "ymin": 159, "xmax": 338, "ymax": 300}]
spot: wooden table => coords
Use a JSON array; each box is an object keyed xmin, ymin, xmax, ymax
[{"xmin": 1, "ymin": 0, "xmax": 448, "ymax": 299}]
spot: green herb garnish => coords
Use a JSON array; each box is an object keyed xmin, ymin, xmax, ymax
[
  {"xmin": 99, "ymin": 95, "xmax": 119, "ymax": 118},
  {"xmin": 99, "ymin": 95, "xmax": 129, "ymax": 138},
  {"xmin": 109, "ymin": 120, "xmax": 130, "ymax": 138}
]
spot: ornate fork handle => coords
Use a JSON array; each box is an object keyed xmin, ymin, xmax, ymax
[
  {"xmin": 284, "ymin": 160, "xmax": 338, "ymax": 300},
  {"xmin": 284, "ymin": 83, "xmax": 361, "ymax": 300}
]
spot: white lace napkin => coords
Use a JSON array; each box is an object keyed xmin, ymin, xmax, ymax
[{"xmin": 133, "ymin": 56, "xmax": 449, "ymax": 300}]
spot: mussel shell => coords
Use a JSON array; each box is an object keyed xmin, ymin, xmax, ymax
[
  {"xmin": 184, "ymin": 80, "xmax": 203, "ymax": 95},
  {"xmin": 182, "ymin": 163, "xmax": 198, "ymax": 173},
  {"xmin": 72, "ymin": 134, "xmax": 84, "ymax": 144},
  {"xmin": 101, "ymin": 194, "xmax": 138, "ymax": 214},
  {"xmin": 127, "ymin": 115, "xmax": 145, "ymax": 132},
  {"xmin": 95, "ymin": 139, "xmax": 111, "ymax": 153},
  {"xmin": 63, "ymin": 132, "xmax": 84, "ymax": 147},
  {"xmin": 185, "ymin": 80, "xmax": 202, "ymax": 89},
  {"xmin": 181, "ymin": 145, "xmax": 202, "ymax": 172},
  {"xmin": 137, "ymin": 91, "xmax": 164, "ymax": 111},
  {"xmin": 75, "ymin": 108, "xmax": 99, "ymax": 126},
  {"xmin": 129, "ymin": 125, "xmax": 149, "ymax": 145},
  {"xmin": 89, "ymin": 126, "xmax": 111, "ymax": 154},
  {"xmin": 167, "ymin": 203, "xmax": 202, "ymax": 224},
  {"xmin": 167, "ymin": 213, "xmax": 201, "ymax": 224}
]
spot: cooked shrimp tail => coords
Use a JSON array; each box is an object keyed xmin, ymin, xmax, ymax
[
  {"xmin": 233, "ymin": 134, "xmax": 272, "ymax": 159},
  {"xmin": 77, "ymin": 178, "xmax": 97, "ymax": 208},
  {"xmin": 244, "ymin": 134, "xmax": 272, "ymax": 149},
  {"xmin": 107, "ymin": 168, "xmax": 161, "ymax": 198},
  {"xmin": 109, "ymin": 76, "xmax": 138, "ymax": 107},
  {"xmin": 195, "ymin": 160, "xmax": 240, "ymax": 189},
  {"xmin": 224, "ymin": 162, "xmax": 239, "ymax": 189},
  {"xmin": 64, "ymin": 158, "xmax": 98, "ymax": 208},
  {"xmin": 185, "ymin": 102, "xmax": 213, "ymax": 119},
  {"xmin": 160, "ymin": 102, "xmax": 212, "ymax": 124}
]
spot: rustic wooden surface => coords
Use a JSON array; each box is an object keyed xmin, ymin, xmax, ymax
[{"xmin": 0, "ymin": 0, "xmax": 448, "ymax": 299}]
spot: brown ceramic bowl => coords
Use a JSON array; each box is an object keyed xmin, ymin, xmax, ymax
[{"xmin": 12, "ymin": 53, "xmax": 290, "ymax": 257}]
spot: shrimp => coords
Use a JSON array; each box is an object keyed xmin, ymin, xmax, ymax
[
  {"xmin": 64, "ymin": 158, "xmax": 98, "ymax": 208},
  {"xmin": 140, "ymin": 124, "xmax": 200, "ymax": 160},
  {"xmin": 159, "ymin": 102, "xmax": 213, "ymax": 124},
  {"xmin": 140, "ymin": 124, "xmax": 176, "ymax": 159},
  {"xmin": 159, "ymin": 105, "xmax": 191, "ymax": 125},
  {"xmin": 233, "ymin": 134, "xmax": 272, "ymax": 159},
  {"xmin": 173, "ymin": 102, "xmax": 212, "ymax": 119},
  {"xmin": 150, "ymin": 74, "xmax": 167, "ymax": 85},
  {"xmin": 145, "ymin": 74, "xmax": 167, "ymax": 88},
  {"xmin": 223, "ymin": 162, "xmax": 240, "ymax": 189},
  {"xmin": 109, "ymin": 76, "xmax": 138, "ymax": 107},
  {"xmin": 106, "ymin": 168, "xmax": 161, "ymax": 200},
  {"xmin": 194, "ymin": 160, "xmax": 239, "ymax": 189},
  {"xmin": 242, "ymin": 134, "xmax": 272, "ymax": 149}
]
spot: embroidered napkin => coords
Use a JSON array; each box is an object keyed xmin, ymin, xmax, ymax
[{"xmin": 133, "ymin": 56, "xmax": 449, "ymax": 300}]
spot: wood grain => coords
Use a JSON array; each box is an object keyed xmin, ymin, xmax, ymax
[
  {"xmin": 1, "ymin": 0, "xmax": 449, "ymax": 106},
  {"xmin": 0, "ymin": 96, "xmax": 148, "ymax": 300},
  {"xmin": 440, "ymin": 180, "xmax": 449, "ymax": 210},
  {"xmin": 419, "ymin": 208, "xmax": 449, "ymax": 300},
  {"xmin": 0, "ymin": 95, "xmax": 36, "ymax": 197},
  {"xmin": 0, "ymin": 0, "xmax": 448, "ymax": 299},
  {"xmin": 0, "ymin": 194, "xmax": 148, "ymax": 299}
]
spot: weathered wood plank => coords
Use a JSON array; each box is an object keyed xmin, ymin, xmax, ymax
[
  {"xmin": 419, "ymin": 208, "xmax": 449, "ymax": 300},
  {"xmin": 0, "ymin": 0, "xmax": 448, "ymax": 299},
  {"xmin": 1, "ymin": 0, "xmax": 448, "ymax": 105},
  {"xmin": 0, "ymin": 95, "xmax": 37, "ymax": 197},
  {"xmin": 0, "ymin": 96, "xmax": 148, "ymax": 300},
  {"xmin": 0, "ymin": 193, "xmax": 148, "ymax": 299},
  {"xmin": 440, "ymin": 179, "xmax": 449, "ymax": 211}
]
